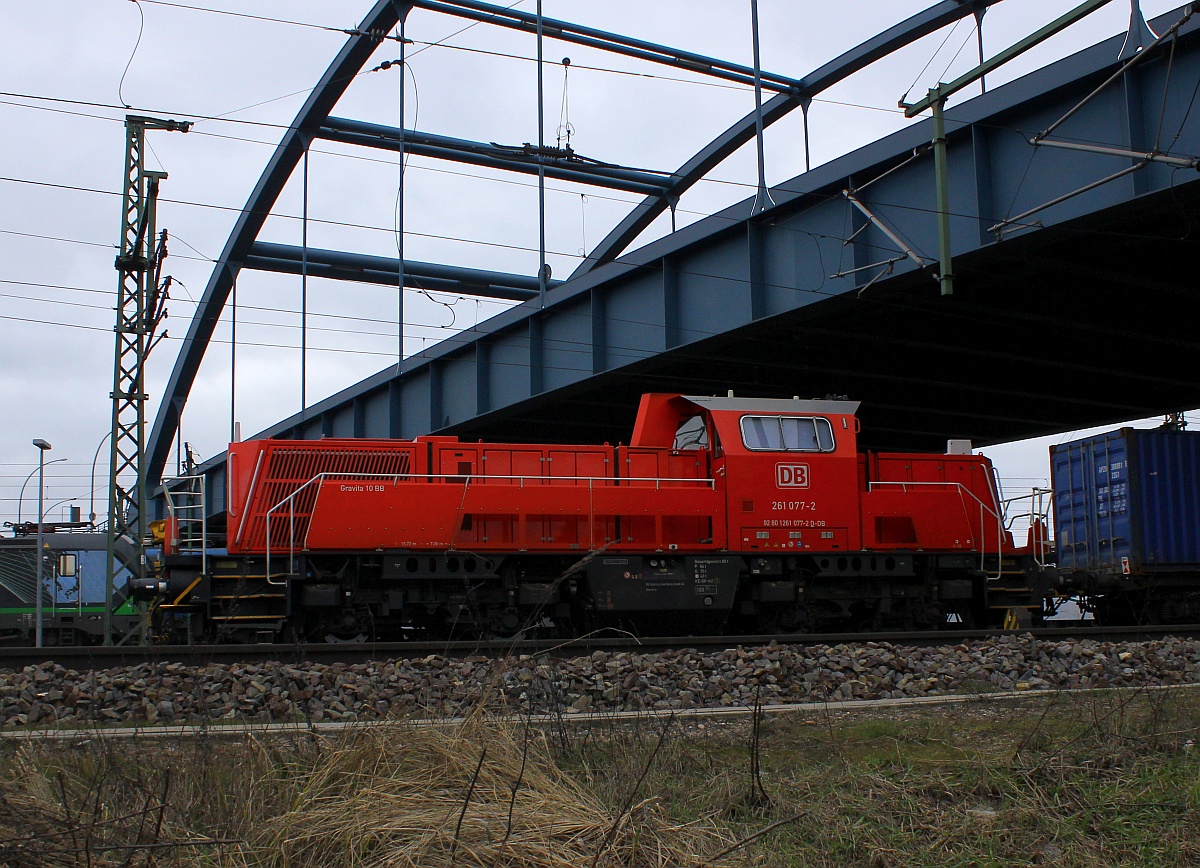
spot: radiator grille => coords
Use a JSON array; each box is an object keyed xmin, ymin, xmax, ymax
[{"xmin": 238, "ymin": 443, "xmax": 414, "ymax": 552}]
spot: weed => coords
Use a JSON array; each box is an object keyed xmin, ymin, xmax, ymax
[{"xmin": 2, "ymin": 688, "xmax": 1199, "ymax": 866}]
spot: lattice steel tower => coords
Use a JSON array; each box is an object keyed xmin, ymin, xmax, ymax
[{"xmin": 104, "ymin": 115, "xmax": 190, "ymax": 644}]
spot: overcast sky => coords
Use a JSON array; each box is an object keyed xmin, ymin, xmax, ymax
[{"xmin": 1, "ymin": 0, "xmax": 1192, "ymax": 528}]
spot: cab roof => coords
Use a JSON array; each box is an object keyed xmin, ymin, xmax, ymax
[{"xmin": 681, "ymin": 395, "xmax": 860, "ymax": 416}]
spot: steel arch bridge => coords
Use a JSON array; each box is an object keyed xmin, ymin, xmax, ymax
[{"xmin": 148, "ymin": 1, "xmax": 1200, "ymax": 506}]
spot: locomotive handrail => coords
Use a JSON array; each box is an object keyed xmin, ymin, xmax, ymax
[
  {"xmin": 1000, "ymin": 487, "xmax": 1055, "ymax": 568},
  {"xmin": 231, "ymin": 449, "xmax": 265, "ymax": 547},
  {"xmin": 162, "ymin": 474, "xmax": 208, "ymax": 578},
  {"xmin": 265, "ymin": 474, "xmax": 325, "ymax": 583},
  {"xmin": 866, "ymin": 481, "xmax": 1006, "ymax": 579},
  {"xmin": 263, "ymin": 470, "xmax": 718, "ymax": 582},
  {"xmin": 263, "ymin": 471, "xmax": 717, "ymax": 485}
]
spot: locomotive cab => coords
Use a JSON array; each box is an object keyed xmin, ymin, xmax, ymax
[{"xmin": 630, "ymin": 393, "xmax": 863, "ymax": 555}]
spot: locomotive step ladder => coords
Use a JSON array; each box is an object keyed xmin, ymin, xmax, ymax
[
  {"xmin": 984, "ymin": 555, "xmax": 1040, "ymax": 614},
  {"xmin": 985, "ymin": 563, "xmax": 1041, "ymax": 630},
  {"xmin": 991, "ymin": 487, "xmax": 1054, "ymax": 628},
  {"xmin": 162, "ymin": 475, "xmax": 208, "ymax": 576},
  {"xmin": 207, "ymin": 570, "xmax": 288, "ymax": 620}
]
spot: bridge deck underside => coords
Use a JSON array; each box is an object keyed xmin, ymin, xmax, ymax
[{"xmin": 455, "ymin": 182, "xmax": 1200, "ymax": 452}]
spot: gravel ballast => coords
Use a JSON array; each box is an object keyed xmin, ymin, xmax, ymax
[{"xmin": 3, "ymin": 635, "xmax": 1200, "ymax": 728}]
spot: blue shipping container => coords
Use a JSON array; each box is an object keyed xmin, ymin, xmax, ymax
[{"xmin": 1051, "ymin": 427, "xmax": 1200, "ymax": 576}]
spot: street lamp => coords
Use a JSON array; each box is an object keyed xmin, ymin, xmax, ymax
[
  {"xmin": 90, "ymin": 432, "xmax": 111, "ymax": 525},
  {"xmin": 17, "ymin": 457, "xmax": 67, "ymax": 524},
  {"xmin": 45, "ymin": 497, "xmax": 78, "ymax": 519},
  {"xmin": 33, "ymin": 438, "xmax": 51, "ymax": 649}
]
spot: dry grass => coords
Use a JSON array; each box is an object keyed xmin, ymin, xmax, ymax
[
  {"xmin": 2, "ymin": 688, "xmax": 1199, "ymax": 867},
  {"xmin": 250, "ymin": 712, "xmax": 737, "ymax": 867},
  {"xmin": 737, "ymin": 687, "xmax": 1200, "ymax": 867},
  {"xmin": 0, "ymin": 711, "xmax": 741, "ymax": 867},
  {"xmin": 1, "ymin": 736, "xmax": 250, "ymax": 866}
]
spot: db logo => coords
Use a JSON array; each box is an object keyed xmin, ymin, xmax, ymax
[{"xmin": 776, "ymin": 463, "xmax": 810, "ymax": 488}]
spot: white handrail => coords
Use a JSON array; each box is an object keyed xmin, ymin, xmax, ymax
[
  {"xmin": 162, "ymin": 474, "xmax": 208, "ymax": 576},
  {"xmin": 1000, "ymin": 487, "xmax": 1055, "ymax": 568},
  {"xmin": 263, "ymin": 470, "xmax": 720, "ymax": 583},
  {"xmin": 867, "ymin": 480, "xmax": 1006, "ymax": 579},
  {"xmin": 269, "ymin": 471, "xmax": 718, "ymax": 485}
]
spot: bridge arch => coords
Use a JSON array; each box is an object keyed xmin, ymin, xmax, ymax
[{"xmin": 148, "ymin": 0, "xmax": 1001, "ymax": 484}]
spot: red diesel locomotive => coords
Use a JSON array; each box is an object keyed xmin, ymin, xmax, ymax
[{"xmin": 147, "ymin": 394, "xmax": 1046, "ymax": 642}]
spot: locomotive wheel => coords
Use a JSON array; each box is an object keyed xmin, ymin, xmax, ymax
[{"xmin": 758, "ymin": 603, "xmax": 812, "ymax": 634}]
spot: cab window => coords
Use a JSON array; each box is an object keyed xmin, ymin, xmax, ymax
[
  {"xmin": 740, "ymin": 415, "xmax": 835, "ymax": 452},
  {"xmin": 673, "ymin": 414, "xmax": 709, "ymax": 450}
]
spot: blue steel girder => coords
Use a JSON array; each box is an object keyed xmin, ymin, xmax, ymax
[
  {"xmin": 224, "ymin": 4, "xmax": 1200, "ymax": 457},
  {"xmin": 148, "ymin": 0, "xmax": 1006, "ymax": 485},
  {"xmin": 245, "ymin": 241, "xmax": 552, "ymax": 300},
  {"xmin": 409, "ymin": 0, "xmax": 805, "ymax": 92},
  {"xmin": 574, "ymin": 0, "xmax": 1003, "ymax": 276},
  {"xmin": 317, "ymin": 116, "xmax": 673, "ymax": 197}
]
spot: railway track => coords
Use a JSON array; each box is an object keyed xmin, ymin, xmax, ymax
[
  {"xmin": 4, "ymin": 680, "xmax": 1200, "ymax": 743},
  {"xmin": 3, "ymin": 622, "xmax": 1198, "ymax": 670}
]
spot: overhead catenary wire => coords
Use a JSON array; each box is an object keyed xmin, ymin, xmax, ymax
[
  {"xmin": 0, "ymin": 276, "xmax": 510, "ymax": 330},
  {"xmin": 0, "ymin": 279, "xmax": 507, "ymax": 342},
  {"xmin": 0, "ymin": 82, "xmax": 984, "ymax": 203},
  {"xmin": 0, "ymin": 81, "xmax": 1124, "ymax": 187},
  {"xmin": 9, "ymin": 188, "xmax": 1200, "ymax": 415},
  {"xmin": 107, "ymin": 0, "xmax": 788, "ymax": 101},
  {"xmin": 134, "ymin": 0, "xmax": 397, "ymax": 37},
  {"xmin": 7, "ymin": 74, "xmax": 1197, "ymax": 208},
  {"xmin": 98, "ymin": 0, "xmax": 1040, "ymax": 126},
  {"xmin": 173, "ymin": 0, "xmax": 524, "ymax": 127},
  {"xmin": 4, "ymin": 180, "xmax": 1195, "ymax": 427},
  {"xmin": 2, "ymin": 187, "xmax": 1200, "ymax": 384},
  {"xmin": 1, "ymin": 0, "xmax": 1152, "ymax": 172},
  {"xmin": 117, "ymin": 0, "xmax": 146, "ymax": 108}
]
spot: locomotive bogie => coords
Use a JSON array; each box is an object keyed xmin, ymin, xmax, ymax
[{"xmin": 153, "ymin": 544, "xmax": 1036, "ymax": 642}]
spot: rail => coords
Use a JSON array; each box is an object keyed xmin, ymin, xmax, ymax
[
  {"xmin": 7, "ymin": 623, "xmax": 1200, "ymax": 674},
  {"xmin": 264, "ymin": 470, "xmax": 718, "ymax": 584},
  {"xmin": 866, "ymin": 481, "xmax": 1006, "ymax": 579}
]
